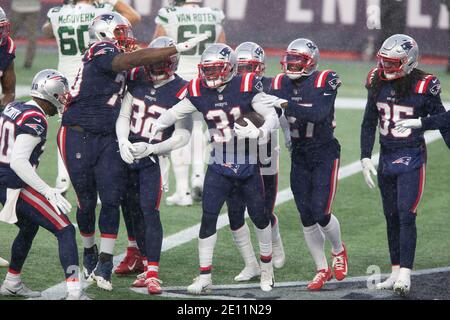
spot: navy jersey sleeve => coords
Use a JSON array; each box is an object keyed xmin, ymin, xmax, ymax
[
  {"xmin": 85, "ymin": 42, "xmax": 121, "ymax": 73},
  {"xmin": 360, "ymin": 90, "xmax": 379, "ymax": 159},
  {"xmin": 421, "ymin": 76, "xmax": 450, "ymax": 148},
  {"xmin": 16, "ymin": 112, "xmax": 47, "ymax": 138},
  {"xmin": 286, "ymin": 71, "xmax": 340, "ymax": 123},
  {"xmin": 0, "ymin": 37, "xmax": 16, "ymax": 73}
]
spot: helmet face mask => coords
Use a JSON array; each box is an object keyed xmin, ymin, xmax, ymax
[
  {"xmin": 281, "ymin": 38, "xmax": 319, "ymax": 80},
  {"xmin": 89, "ymin": 13, "xmax": 136, "ymax": 52},
  {"xmin": 113, "ymin": 24, "xmax": 136, "ymax": 52},
  {"xmin": 235, "ymin": 42, "xmax": 265, "ymax": 76},
  {"xmin": 30, "ymin": 70, "xmax": 70, "ymax": 115},
  {"xmin": 237, "ymin": 60, "xmax": 265, "ymax": 76},
  {"xmin": 198, "ymin": 44, "xmax": 237, "ymax": 89},
  {"xmin": 376, "ymin": 34, "xmax": 419, "ymax": 81}
]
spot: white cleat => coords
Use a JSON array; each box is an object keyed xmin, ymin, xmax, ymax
[
  {"xmin": 376, "ymin": 277, "xmax": 397, "ymax": 290},
  {"xmin": 191, "ymin": 175, "xmax": 204, "ymax": 202},
  {"xmin": 0, "ymin": 257, "xmax": 9, "ymax": 267},
  {"xmin": 272, "ymin": 237, "xmax": 286, "ymax": 269},
  {"xmin": 0, "ymin": 280, "xmax": 41, "ymax": 298},
  {"xmin": 166, "ymin": 192, "xmax": 193, "ymax": 206},
  {"xmin": 82, "ymin": 268, "xmax": 94, "ymax": 283},
  {"xmin": 92, "ymin": 276, "xmax": 113, "ymax": 291},
  {"xmin": 260, "ymin": 262, "xmax": 275, "ymax": 292},
  {"xmin": 66, "ymin": 291, "xmax": 91, "ymax": 300},
  {"xmin": 393, "ymin": 279, "xmax": 411, "ymax": 296},
  {"xmin": 187, "ymin": 275, "xmax": 212, "ymax": 295},
  {"xmin": 234, "ymin": 264, "xmax": 261, "ymax": 282}
]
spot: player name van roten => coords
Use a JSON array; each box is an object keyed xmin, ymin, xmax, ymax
[
  {"xmin": 176, "ymin": 13, "xmax": 218, "ymax": 24},
  {"xmin": 58, "ymin": 13, "xmax": 96, "ymax": 24}
]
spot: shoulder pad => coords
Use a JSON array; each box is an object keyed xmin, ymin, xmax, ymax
[
  {"xmin": 5, "ymin": 37, "xmax": 16, "ymax": 55},
  {"xmin": 49, "ymin": 5, "xmax": 62, "ymax": 14},
  {"xmin": 415, "ymin": 75, "xmax": 440, "ymax": 96},
  {"xmin": 188, "ymin": 78, "xmax": 202, "ymax": 97},
  {"xmin": 127, "ymin": 67, "xmax": 141, "ymax": 81},
  {"xmin": 314, "ymin": 70, "xmax": 338, "ymax": 89},
  {"xmin": 366, "ymin": 68, "xmax": 377, "ymax": 88},
  {"xmin": 176, "ymin": 84, "xmax": 189, "ymax": 100},
  {"xmin": 156, "ymin": 7, "xmax": 170, "ymax": 24},
  {"xmin": 271, "ymin": 73, "xmax": 285, "ymax": 90},
  {"xmin": 85, "ymin": 41, "xmax": 119, "ymax": 61},
  {"xmin": 16, "ymin": 109, "xmax": 48, "ymax": 136},
  {"xmin": 240, "ymin": 73, "xmax": 259, "ymax": 93}
]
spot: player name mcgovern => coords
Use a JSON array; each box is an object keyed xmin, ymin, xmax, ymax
[{"xmin": 177, "ymin": 304, "xmax": 212, "ymax": 318}]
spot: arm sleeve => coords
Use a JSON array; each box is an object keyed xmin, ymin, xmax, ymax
[
  {"xmin": 251, "ymin": 94, "xmax": 280, "ymax": 139},
  {"xmin": 10, "ymin": 134, "xmax": 50, "ymax": 194},
  {"xmin": 423, "ymin": 89, "xmax": 450, "ymax": 148},
  {"xmin": 158, "ymin": 98, "xmax": 197, "ymax": 129},
  {"xmin": 421, "ymin": 111, "xmax": 450, "ymax": 130},
  {"xmin": 116, "ymin": 91, "xmax": 133, "ymax": 140},
  {"xmin": 279, "ymin": 113, "xmax": 291, "ymax": 144},
  {"xmin": 360, "ymin": 92, "xmax": 379, "ymax": 159},
  {"xmin": 152, "ymin": 116, "xmax": 193, "ymax": 155},
  {"xmin": 91, "ymin": 43, "xmax": 122, "ymax": 73}
]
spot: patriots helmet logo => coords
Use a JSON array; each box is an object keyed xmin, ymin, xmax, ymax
[
  {"xmin": 219, "ymin": 47, "xmax": 231, "ymax": 57},
  {"xmin": 392, "ymin": 156, "xmax": 412, "ymax": 166},
  {"xmin": 401, "ymin": 41, "xmax": 413, "ymax": 53}
]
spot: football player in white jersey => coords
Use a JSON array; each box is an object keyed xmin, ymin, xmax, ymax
[
  {"xmin": 41, "ymin": 0, "xmax": 140, "ymax": 194},
  {"xmin": 153, "ymin": 0, "xmax": 226, "ymax": 206}
]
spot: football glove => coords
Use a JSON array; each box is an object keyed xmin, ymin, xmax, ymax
[
  {"xmin": 176, "ymin": 34, "xmax": 209, "ymax": 53},
  {"xmin": 43, "ymin": 187, "xmax": 72, "ymax": 215},
  {"xmin": 149, "ymin": 123, "xmax": 163, "ymax": 143},
  {"xmin": 118, "ymin": 138, "xmax": 135, "ymax": 164},
  {"xmin": 131, "ymin": 142, "xmax": 155, "ymax": 160},
  {"xmin": 394, "ymin": 118, "xmax": 422, "ymax": 133},
  {"xmin": 234, "ymin": 118, "xmax": 261, "ymax": 139},
  {"xmin": 361, "ymin": 158, "xmax": 377, "ymax": 189}
]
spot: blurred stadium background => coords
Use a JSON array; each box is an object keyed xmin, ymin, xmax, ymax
[{"xmin": 1, "ymin": 0, "xmax": 450, "ymax": 300}]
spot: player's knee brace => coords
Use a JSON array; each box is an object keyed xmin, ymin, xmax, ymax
[{"xmin": 199, "ymin": 211, "xmax": 219, "ymax": 239}]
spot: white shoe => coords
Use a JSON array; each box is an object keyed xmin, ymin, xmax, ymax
[
  {"xmin": 191, "ymin": 175, "xmax": 204, "ymax": 202},
  {"xmin": 260, "ymin": 262, "xmax": 274, "ymax": 292},
  {"xmin": 234, "ymin": 264, "xmax": 260, "ymax": 282},
  {"xmin": 376, "ymin": 276, "xmax": 397, "ymax": 290},
  {"xmin": 272, "ymin": 236, "xmax": 285, "ymax": 269},
  {"xmin": 187, "ymin": 275, "xmax": 212, "ymax": 294},
  {"xmin": 166, "ymin": 192, "xmax": 193, "ymax": 206},
  {"xmin": 0, "ymin": 280, "xmax": 41, "ymax": 298},
  {"xmin": 92, "ymin": 275, "xmax": 113, "ymax": 291},
  {"xmin": 0, "ymin": 257, "xmax": 9, "ymax": 267},
  {"xmin": 393, "ymin": 279, "xmax": 410, "ymax": 296},
  {"xmin": 55, "ymin": 175, "xmax": 70, "ymax": 194},
  {"xmin": 66, "ymin": 291, "xmax": 91, "ymax": 300}
]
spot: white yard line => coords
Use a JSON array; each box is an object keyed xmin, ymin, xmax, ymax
[{"xmin": 35, "ymin": 128, "xmax": 444, "ymax": 300}]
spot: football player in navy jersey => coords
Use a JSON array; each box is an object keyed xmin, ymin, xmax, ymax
[
  {"xmin": 226, "ymin": 41, "xmax": 289, "ymax": 282},
  {"xmin": 360, "ymin": 34, "xmax": 450, "ymax": 296},
  {"xmin": 57, "ymin": 12, "xmax": 207, "ymax": 291},
  {"xmin": 0, "ymin": 7, "xmax": 16, "ymax": 114},
  {"xmin": 0, "ymin": 70, "xmax": 88, "ymax": 300},
  {"xmin": 149, "ymin": 44, "xmax": 280, "ymax": 293},
  {"xmin": 115, "ymin": 36, "xmax": 192, "ymax": 294},
  {"xmin": 270, "ymin": 38, "xmax": 348, "ymax": 291}
]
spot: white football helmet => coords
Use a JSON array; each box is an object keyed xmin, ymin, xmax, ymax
[
  {"xmin": 89, "ymin": 12, "xmax": 135, "ymax": 52},
  {"xmin": 198, "ymin": 44, "xmax": 237, "ymax": 88},
  {"xmin": 377, "ymin": 34, "xmax": 419, "ymax": 80},
  {"xmin": 281, "ymin": 38, "xmax": 319, "ymax": 80},
  {"xmin": 235, "ymin": 41, "xmax": 265, "ymax": 76},
  {"xmin": 0, "ymin": 6, "xmax": 10, "ymax": 46},
  {"xmin": 30, "ymin": 69, "xmax": 70, "ymax": 114},
  {"xmin": 146, "ymin": 36, "xmax": 180, "ymax": 82}
]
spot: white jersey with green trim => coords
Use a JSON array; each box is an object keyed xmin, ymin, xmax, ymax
[
  {"xmin": 47, "ymin": 2, "xmax": 113, "ymax": 86},
  {"xmin": 155, "ymin": 5, "xmax": 225, "ymax": 80}
]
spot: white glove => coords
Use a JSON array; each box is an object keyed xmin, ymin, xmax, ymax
[
  {"xmin": 252, "ymin": 93, "xmax": 283, "ymax": 110},
  {"xmin": 234, "ymin": 118, "xmax": 261, "ymax": 139},
  {"xmin": 176, "ymin": 34, "xmax": 209, "ymax": 53},
  {"xmin": 285, "ymin": 139, "xmax": 292, "ymax": 153},
  {"xmin": 118, "ymin": 138, "xmax": 135, "ymax": 164},
  {"xmin": 43, "ymin": 187, "xmax": 72, "ymax": 215},
  {"xmin": 131, "ymin": 142, "xmax": 155, "ymax": 160},
  {"xmin": 361, "ymin": 158, "xmax": 377, "ymax": 189},
  {"xmin": 394, "ymin": 118, "xmax": 422, "ymax": 133},
  {"xmin": 149, "ymin": 123, "xmax": 163, "ymax": 143}
]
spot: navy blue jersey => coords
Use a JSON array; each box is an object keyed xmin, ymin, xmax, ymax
[
  {"xmin": 0, "ymin": 37, "xmax": 15, "ymax": 76},
  {"xmin": 360, "ymin": 68, "xmax": 450, "ymax": 158},
  {"xmin": 0, "ymin": 101, "xmax": 48, "ymax": 188},
  {"xmin": 422, "ymin": 110, "xmax": 450, "ymax": 130},
  {"xmin": 261, "ymin": 76, "xmax": 272, "ymax": 92},
  {"xmin": 127, "ymin": 68, "xmax": 188, "ymax": 144},
  {"xmin": 186, "ymin": 73, "xmax": 263, "ymax": 167},
  {"xmin": 62, "ymin": 41, "xmax": 126, "ymax": 134},
  {"xmin": 269, "ymin": 70, "xmax": 341, "ymax": 152}
]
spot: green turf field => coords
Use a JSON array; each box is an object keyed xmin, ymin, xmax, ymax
[{"xmin": 1, "ymin": 49, "xmax": 450, "ymax": 300}]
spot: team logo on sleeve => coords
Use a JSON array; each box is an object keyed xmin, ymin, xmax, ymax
[
  {"xmin": 25, "ymin": 123, "xmax": 45, "ymax": 136},
  {"xmin": 254, "ymin": 80, "xmax": 263, "ymax": 92},
  {"xmin": 430, "ymin": 81, "xmax": 441, "ymax": 96},
  {"xmin": 328, "ymin": 77, "xmax": 341, "ymax": 90},
  {"xmin": 94, "ymin": 47, "xmax": 116, "ymax": 57}
]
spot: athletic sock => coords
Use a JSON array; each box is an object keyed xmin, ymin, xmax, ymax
[
  {"xmin": 231, "ymin": 223, "xmax": 258, "ymax": 267},
  {"xmin": 80, "ymin": 232, "xmax": 95, "ymax": 249},
  {"xmin": 320, "ymin": 214, "xmax": 344, "ymax": 254},
  {"xmin": 147, "ymin": 262, "xmax": 159, "ymax": 279},
  {"xmin": 6, "ymin": 269, "xmax": 21, "ymax": 283},
  {"xmin": 100, "ymin": 234, "xmax": 117, "ymax": 255},
  {"xmin": 303, "ymin": 224, "xmax": 328, "ymax": 270},
  {"xmin": 198, "ymin": 233, "xmax": 217, "ymax": 274},
  {"xmin": 254, "ymin": 223, "xmax": 272, "ymax": 263}
]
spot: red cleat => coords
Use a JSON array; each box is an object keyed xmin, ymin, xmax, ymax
[
  {"xmin": 332, "ymin": 243, "xmax": 348, "ymax": 281},
  {"xmin": 132, "ymin": 272, "xmax": 146, "ymax": 288},
  {"xmin": 114, "ymin": 247, "xmax": 145, "ymax": 275},
  {"xmin": 307, "ymin": 267, "xmax": 332, "ymax": 291},
  {"xmin": 146, "ymin": 277, "xmax": 163, "ymax": 295}
]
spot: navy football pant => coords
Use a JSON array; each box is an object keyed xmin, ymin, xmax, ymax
[
  {"xmin": 290, "ymin": 156, "xmax": 340, "ymax": 227},
  {"xmin": 121, "ymin": 196, "xmax": 138, "ymax": 247},
  {"xmin": 58, "ymin": 126, "xmax": 126, "ymax": 239},
  {"xmin": 124, "ymin": 163, "xmax": 163, "ymax": 263},
  {"xmin": 201, "ymin": 166, "xmax": 269, "ymax": 239},
  {"xmin": 378, "ymin": 162, "xmax": 425, "ymax": 269},
  {"xmin": 227, "ymin": 172, "xmax": 278, "ymax": 231},
  {"xmin": 0, "ymin": 186, "xmax": 78, "ymax": 280}
]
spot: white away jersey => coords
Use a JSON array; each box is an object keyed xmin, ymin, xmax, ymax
[
  {"xmin": 47, "ymin": 2, "xmax": 114, "ymax": 85},
  {"xmin": 155, "ymin": 5, "xmax": 225, "ymax": 79}
]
